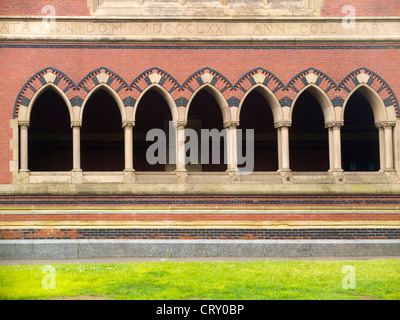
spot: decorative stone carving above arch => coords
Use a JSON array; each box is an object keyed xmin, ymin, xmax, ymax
[
  {"xmin": 289, "ymin": 83, "xmax": 336, "ymax": 124},
  {"xmin": 13, "ymin": 66, "xmax": 400, "ymax": 126},
  {"xmin": 129, "ymin": 67, "xmax": 181, "ymax": 122},
  {"xmin": 338, "ymin": 68, "xmax": 399, "ymax": 123},
  {"xmin": 185, "ymin": 83, "xmax": 231, "ymax": 125},
  {"xmin": 13, "ymin": 67, "xmax": 76, "ymax": 121},
  {"xmin": 234, "ymin": 68, "xmax": 285, "ymax": 124},
  {"xmin": 79, "ymin": 82, "xmax": 127, "ymax": 123}
]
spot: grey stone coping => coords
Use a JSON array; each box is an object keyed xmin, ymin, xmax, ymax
[{"xmin": 1, "ymin": 239, "xmax": 400, "ymax": 259}]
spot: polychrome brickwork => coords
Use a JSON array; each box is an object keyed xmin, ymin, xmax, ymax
[{"xmin": 0, "ymin": 195, "xmax": 399, "ymax": 240}]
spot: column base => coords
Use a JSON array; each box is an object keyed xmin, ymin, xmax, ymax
[
  {"xmin": 123, "ymin": 169, "xmax": 136, "ymax": 183},
  {"xmin": 383, "ymin": 169, "xmax": 399, "ymax": 183},
  {"xmin": 278, "ymin": 169, "xmax": 292, "ymax": 184},
  {"xmin": 175, "ymin": 169, "xmax": 188, "ymax": 184},
  {"xmin": 17, "ymin": 170, "xmax": 30, "ymax": 184},
  {"xmin": 332, "ymin": 169, "xmax": 346, "ymax": 184},
  {"xmin": 227, "ymin": 168, "xmax": 240, "ymax": 183},
  {"xmin": 71, "ymin": 169, "xmax": 83, "ymax": 184}
]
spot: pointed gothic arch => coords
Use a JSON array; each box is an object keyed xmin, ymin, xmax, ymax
[{"xmin": 80, "ymin": 83, "xmax": 126, "ymax": 123}]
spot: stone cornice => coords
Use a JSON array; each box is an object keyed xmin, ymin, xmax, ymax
[{"xmin": 1, "ymin": 17, "xmax": 400, "ymax": 42}]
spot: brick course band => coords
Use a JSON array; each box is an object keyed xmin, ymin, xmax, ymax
[
  {"xmin": 1, "ymin": 213, "xmax": 400, "ymax": 222},
  {"xmin": 0, "ymin": 195, "xmax": 400, "ymax": 207},
  {"xmin": 1, "ymin": 228, "xmax": 399, "ymax": 240}
]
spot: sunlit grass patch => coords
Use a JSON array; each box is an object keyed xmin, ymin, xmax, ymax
[{"xmin": 0, "ymin": 260, "xmax": 399, "ymax": 300}]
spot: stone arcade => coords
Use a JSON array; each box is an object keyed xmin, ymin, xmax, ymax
[{"xmin": 0, "ymin": 0, "xmax": 399, "ymax": 259}]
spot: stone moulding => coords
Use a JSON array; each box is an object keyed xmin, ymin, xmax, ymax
[{"xmin": 1, "ymin": 17, "xmax": 400, "ymax": 42}]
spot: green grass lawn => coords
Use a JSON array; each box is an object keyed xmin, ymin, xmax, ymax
[{"xmin": 0, "ymin": 260, "xmax": 399, "ymax": 300}]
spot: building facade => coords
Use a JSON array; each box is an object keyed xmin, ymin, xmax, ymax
[{"xmin": 0, "ymin": 0, "xmax": 400, "ymax": 258}]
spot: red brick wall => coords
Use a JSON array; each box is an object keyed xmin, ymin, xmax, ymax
[
  {"xmin": 0, "ymin": 0, "xmax": 89, "ymax": 16},
  {"xmin": 322, "ymin": 0, "xmax": 400, "ymax": 17},
  {"xmin": 0, "ymin": 43, "xmax": 399, "ymax": 183}
]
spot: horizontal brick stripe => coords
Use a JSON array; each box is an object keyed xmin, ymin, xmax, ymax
[
  {"xmin": 1, "ymin": 221, "xmax": 399, "ymax": 229},
  {"xmin": 0, "ymin": 195, "xmax": 400, "ymax": 207},
  {"xmin": 1, "ymin": 228, "xmax": 399, "ymax": 240},
  {"xmin": 1, "ymin": 213, "xmax": 400, "ymax": 222},
  {"xmin": 1, "ymin": 44, "xmax": 400, "ymax": 50}
]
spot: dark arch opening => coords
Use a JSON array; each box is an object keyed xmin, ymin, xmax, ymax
[
  {"xmin": 28, "ymin": 89, "xmax": 72, "ymax": 171},
  {"xmin": 81, "ymin": 89, "xmax": 124, "ymax": 171},
  {"xmin": 342, "ymin": 91, "xmax": 379, "ymax": 171},
  {"xmin": 133, "ymin": 88, "xmax": 173, "ymax": 171},
  {"xmin": 290, "ymin": 90, "xmax": 329, "ymax": 171},
  {"xmin": 238, "ymin": 89, "xmax": 277, "ymax": 172},
  {"xmin": 187, "ymin": 89, "xmax": 225, "ymax": 172}
]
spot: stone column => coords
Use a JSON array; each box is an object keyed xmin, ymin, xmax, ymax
[
  {"xmin": 327, "ymin": 127, "xmax": 334, "ymax": 172},
  {"xmin": 224, "ymin": 121, "xmax": 239, "ymax": 183},
  {"xmin": 385, "ymin": 124, "xmax": 395, "ymax": 171},
  {"xmin": 277, "ymin": 126, "xmax": 282, "ymax": 170},
  {"xmin": 71, "ymin": 121, "xmax": 82, "ymax": 170},
  {"xmin": 333, "ymin": 123, "xmax": 343, "ymax": 171},
  {"xmin": 123, "ymin": 121, "xmax": 135, "ymax": 183},
  {"xmin": 274, "ymin": 121, "xmax": 292, "ymax": 183},
  {"xmin": 175, "ymin": 121, "xmax": 188, "ymax": 183},
  {"xmin": 375, "ymin": 121, "xmax": 397, "ymax": 182},
  {"xmin": 377, "ymin": 125, "xmax": 386, "ymax": 171},
  {"xmin": 326, "ymin": 121, "xmax": 344, "ymax": 183},
  {"xmin": 19, "ymin": 121, "xmax": 30, "ymax": 172},
  {"xmin": 375, "ymin": 121, "xmax": 396, "ymax": 171},
  {"xmin": 71, "ymin": 121, "xmax": 83, "ymax": 183},
  {"xmin": 18, "ymin": 121, "xmax": 30, "ymax": 184},
  {"xmin": 378, "ymin": 122, "xmax": 396, "ymax": 171}
]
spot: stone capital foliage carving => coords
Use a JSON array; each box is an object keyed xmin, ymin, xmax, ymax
[
  {"xmin": 122, "ymin": 121, "xmax": 135, "ymax": 128},
  {"xmin": 375, "ymin": 121, "xmax": 396, "ymax": 128},
  {"xmin": 176, "ymin": 121, "xmax": 187, "ymax": 129},
  {"xmin": 274, "ymin": 121, "xmax": 292, "ymax": 129},
  {"xmin": 70, "ymin": 121, "xmax": 83, "ymax": 128},
  {"xmin": 18, "ymin": 121, "xmax": 30, "ymax": 128},
  {"xmin": 169, "ymin": 121, "xmax": 187, "ymax": 129},
  {"xmin": 324, "ymin": 121, "xmax": 344, "ymax": 129},
  {"xmin": 223, "ymin": 121, "xmax": 239, "ymax": 129}
]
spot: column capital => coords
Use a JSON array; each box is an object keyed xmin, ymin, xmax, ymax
[
  {"xmin": 176, "ymin": 121, "xmax": 187, "ymax": 129},
  {"xmin": 18, "ymin": 120, "xmax": 30, "ymax": 128},
  {"xmin": 324, "ymin": 121, "xmax": 344, "ymax": 129},
  {"xmin": 122, "ymin": 121, "xmax": 135, "ymax": 128},
  {"xmin": 170, "ymin": 120, "xmax": 187, "ymax": 129},
  {"xmin": 70, "ymin": 120, "xmax": 82, "ymax": 128},
  {"xmin": 274, "ymin": 121, "xmax": 291, "ymax": 129},
  {"xmin": 375, "ymin": 121, "xmax": 396, "ymax": 129},
  {"xmin": 223, "ymin": 121, "xmax": 239, "ymax": 129}
]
